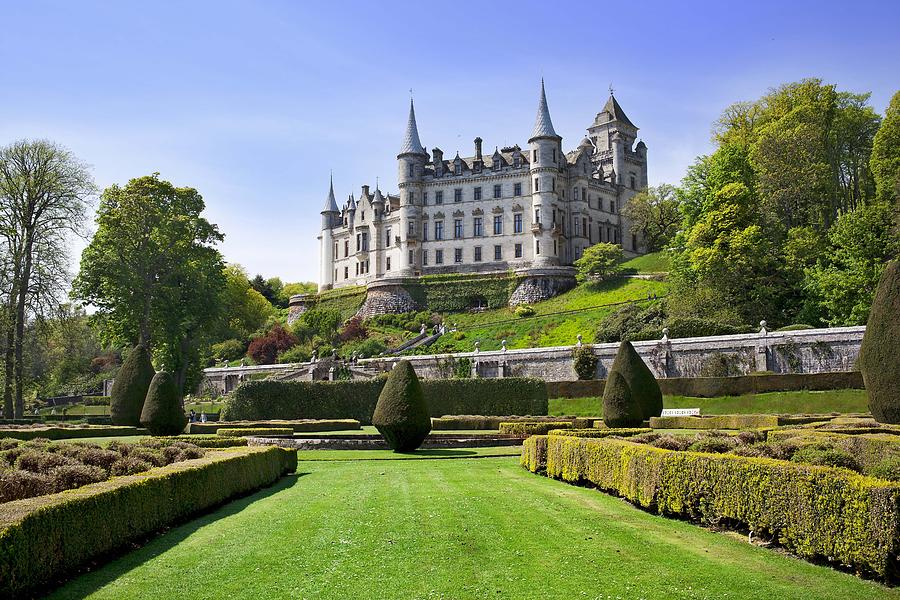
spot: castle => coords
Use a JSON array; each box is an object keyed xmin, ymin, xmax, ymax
[{"xmin": 315, "ymin": 81, "xmax": 648, "ymax": 313}]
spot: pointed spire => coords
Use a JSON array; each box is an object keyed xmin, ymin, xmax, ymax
[
  {"xmin": 602, "ymin": 93, "xmax": 636, "ymax": 128},
  {"xmin": 530, "ymin": 79, "xmax": 559, "ymax": 141},
  {"xmin": 348, "ymin": 192, "xmax": 357, "ymax": 210},
  {"xmin": 321, "ymin": 174, "xmax": 339, "ymax": 213},
  {"xmin": 399, "ymin": 98, "xmax": 426, "ymax": 156}
]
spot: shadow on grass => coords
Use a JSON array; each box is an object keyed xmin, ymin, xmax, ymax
[{"xmin": 48, "ymin": 473, "xmax": 307, "ymax": 600}]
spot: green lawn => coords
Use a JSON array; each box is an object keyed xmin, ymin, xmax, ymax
[
  {"xmin": 550, "ymin": 389, "xmax": 870, "ymax": 417},
  {"xmin": 47, "ymin": 452, "xmax": 892, "ymax": 599},
  {"xmin": 419, "ymin": 277, "xmax": 668, "ymax": 352},
  {"xmin": 620, "ymin": 250, "xmax": 671, "ymax": 273}
]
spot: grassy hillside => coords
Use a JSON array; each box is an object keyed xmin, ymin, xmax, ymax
[
  {"xmin": 620, "ymin": 251, "xmax": 671, "ymax": 274},
  {"xmin": 399, "ymin": 277, "xmax": 668, "ymax": 353}
]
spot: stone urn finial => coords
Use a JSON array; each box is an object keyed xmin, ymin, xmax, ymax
[
  {"xmin": 576, "ymin": 334, "xmax": 583, "ymax": 347},
  {"xmin": 759, "ymin": 320, "xmax": 768, "ymax": 335},
  {"xmin": 661, "ymin": 327, "xmax": 669, "ymax": 341},
  {"xmin": 501, "ymin": 339, "xmax": 507, "ymax": 352},
  {"xmin": 474, "ymin": 341, "xmax": 480, "ymax": 354}
]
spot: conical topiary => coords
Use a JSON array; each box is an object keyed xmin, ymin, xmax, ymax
[
  {"xmin": 109, "ymin": 345, "xmax": 155, "ymax": 426},
  {"xmin": 372, "ymin": 360, "xmax": 431, "ymax": 452},
  {"xmin": 859, "ymin": 260, "xmax": 900, "ymax": 423},
  {"xmin": 140, "ymin": 371, "xmax": 187, "ymax": 436},
  {"xmin": 609, "ymin": 341, "xmax": 663, "ymax": 420},
  {"xmin": 602, "ymin": 371, "xmax": 643, "ymax": 428}
]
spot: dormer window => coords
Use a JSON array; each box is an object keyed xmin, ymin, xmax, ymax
[
  {"xmin": 455, "ymin": 163, "xmax": 462, "ymax": 176},
  {"xmin": 513, "ymin": 155, "xmax": 521, "ymax": 168}
]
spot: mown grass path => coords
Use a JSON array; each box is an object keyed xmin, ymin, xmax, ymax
[{"xmin": 49, "ymin": 453, "xmax": 895, "ymax": 599}]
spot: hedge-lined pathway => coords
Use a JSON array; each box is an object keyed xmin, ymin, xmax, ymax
[{"xmin": 49, "ymin": 452, "xmax": 896, "ymax": 599}]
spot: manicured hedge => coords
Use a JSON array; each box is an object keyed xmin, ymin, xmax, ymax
[
  {"xmin": 0, "ymin": 426, "xmax": 146, "ymax": 441},
  {"xmin": 548, "ymin": 428, "xmax": 652, "ymax": 438},
  {"xmin": 0, "ymin": 446, "xmax": 297, "ymax": 597},
  {"xmin": 545, "ymin": 371, "xmax": 864, "ymax": 399},
  {"xmin": 431, "ymin": 415, "xmax": 596, "ymax": 430},
  {"xmin": 154, "ymin": 435, "xmax": 248, "ymax": 448},
  {"xmin": 767, "ymin": 429, "xmax": 900, "ymax": 473},
  {"xmin": 216, "ymin": 428, "xmax": 293, "ymax": 437},
  {"xmin": 649, "ymin": 415, "xmax": 780, "ymax": 429},
  {"xmin": 221, "ymin": 378, "xmax": 549, "ymax": 424},
  {"xmin": 188, "ymin": 419, "xmax": 361, "ymax": 434},
  {"xmin": 523, "ymin": 435, "xmax": 900, "ymax": 579},
  {"xmin": 499, "ymin": 422, "xmax": 573, "ymax": 436}
]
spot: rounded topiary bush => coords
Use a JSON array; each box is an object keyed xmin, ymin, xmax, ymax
[
  {"xmin": 372, "ymin": 360, "xmax": 431, "ymax": 452},
  {"xmin": 140, "ymin": 371, "xmax": 188, "ymax": 436},
  {"xmin": 109, "ymin": 345, "xmax": 155, "ymax": 426},
  {"xmin": 859, "ymin": 260, "xmax": 900, "ymax": 423},
  {"xmin": 609, "ymin": 341, "xmax": 662, "ymax": 419},
  {"xmin": 602, "ymin": 371, "xmax": 643, "ymax": 428},
  {"xmin": 572, "ymin": 346, "xmax": 598, "ymax": 380}
]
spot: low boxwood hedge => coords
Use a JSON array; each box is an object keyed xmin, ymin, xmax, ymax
[
  {"xmin": 767, "ymin": 429, "xmax": 900, "ymax": 474},
  {"xmin": 499, "ymin": 422, "xmax": 573, "ymax": 436},
  {"xmin": 522, "ymin": 435, "xmax": 900, "ymax": 579},
  {"xmin": 216, "ymin": 428, "xmax": 293, "ymax": 438},
  {"xmin": 221, "ymin": 378, "xmax": 548, "ymax": 424},
  {"xmin": 0, "ymin": 446, "xmax": 297, "ymax": 597},
  {"xmin": 649, "ymin": 415, "xmax": 780, "ymax": 429},
  {"xmin": 548, "ymin": 428, "xmax": 652, "ymax": 438},
  {"xmin": 0, "ymin": 426, "xmax": 146, "ymax": 441},
  {"xmin": 154, "ymin": 435, "xmax": 248, "ymax": 448},
  {"xmin": 431, "ymin": 415, "xmax": 596, "ymax": 430},
  {"xmin": 188, "ymin": 419, "xmax": 361, "ymax": 435}
]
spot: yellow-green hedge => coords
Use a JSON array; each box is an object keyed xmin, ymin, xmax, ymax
[
  {"xmin": 0, "ymin": 446, "xmax": 297, "ymax": 597},
  {"xmin": 768, "ymin": 429, "xmax": 900, "ymax": 472},
  {"xmin": 188, "ymin": 419, "xmax": 361, "ymax": 434},
  {"xmin": 528, "ymin": 435, "xmax": 900, "ymax": 579},
  {"xmin": 216, "ymin": 427, "xmax": 293, "ymax": 437},
  {"xmin": 520, "ymin": 435, "xmax": 548, "ymax": 473},
  {"xmin": 154, "ymin": 435, "xmax": 248, "ymax": 448},
  {"xmin": 0, "ymin": 425, "xmax": 146, "ymax": 441},
  {"xmin": 431, "ymin": 415, "xmax": 596, "ymax": 430},
  {"xmin": 499, "ymin": 421, "xmax": 573, "ymax": 436},
  {"xmin": 649, "ymin": 415, "xmax": 779, "ymax": 430},
  {"xmin": 548, "ymin": 428, "xmax": 652, "ymax": 438}
]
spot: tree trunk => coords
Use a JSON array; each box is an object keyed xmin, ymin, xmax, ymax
[
  {"xmin": 2, "ymin": 320, "xmax": 13, "ymax": 419},
  {"xmin": 13, "ymin": 231, "xmax": 34, "ymax": 418}
]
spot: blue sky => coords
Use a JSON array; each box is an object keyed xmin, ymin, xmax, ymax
[{"xmin": 1, "ymin": 0, "xmax": 898, "ymax": 283}]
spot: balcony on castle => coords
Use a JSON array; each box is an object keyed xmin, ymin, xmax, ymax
[{"xmin": 531, "ymin": 222, "xmax": 543, "ymax": 234}]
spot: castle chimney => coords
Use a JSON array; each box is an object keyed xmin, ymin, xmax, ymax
[
  {"xmin": 433, "ymin": 147, "xmax": 444, "ymax": 177},
  {"xmin": 474, "ymin": 137, "xmax": 483, "ymax": 161},
  {"xmin": 361, "ymin": 184, "xmax": 370, "ymax": 198}
]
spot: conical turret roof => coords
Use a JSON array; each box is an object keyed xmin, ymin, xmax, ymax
[
  {"xmin": 348, "ymin": 193, "xmax": 357, "ymax": 210},
  {"xmin": 602, "ymin": 93, "xmax": 636, "ymax": 128},
  {"xmin": 399, "ymin": 98, "xmax": 426, "ymax": 155},
  {"xmin": 372, "ymin": 186, "xmax": 385, "ymax": 205},
  {"xmin": 321, "ymin": 175, "xmax": 339, "ymax": 213},
  {"xmin": 530, "ymin": 79, "xmax": 560, "ymax": 140}
]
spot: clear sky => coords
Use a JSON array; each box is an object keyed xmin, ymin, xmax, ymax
[{"xmin": 1, "ymin": 0, "xmax": 898, "ymax": 284}]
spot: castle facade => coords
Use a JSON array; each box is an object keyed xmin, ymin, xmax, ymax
[{"xmin": 318, "ymin": 81, "xmax": 648, "ymax": 293}]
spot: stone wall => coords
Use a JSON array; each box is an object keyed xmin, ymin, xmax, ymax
[
  {"xmin": 356, "ymin": 283, "xmax": 418, "ymax": 318},
  {"xmin": 508, "ymin": 268, "xmax": 577, "ymax": 306}
]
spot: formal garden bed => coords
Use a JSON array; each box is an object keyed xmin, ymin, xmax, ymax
[
  {"xmin": 0, "ymin": 445, "xmax": 297, "ymax": 597},
  {"xmin": 521, "ymin": 425, "xmax": 900, "ymax": 580}
]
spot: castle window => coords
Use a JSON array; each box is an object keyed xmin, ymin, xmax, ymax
[
  {"xmin": 474, "ymin": 187, "xmax": 482, "ymax": 201},
  {"xmin": 552, "ymin": 148, "xmax": 557, "ymax": 163},
  {"xmin": 454, "ymin": 248, "xmax": 463, "ymax": 263},
  {"xmin": 408, "ymin": 163, "xmax": 414, "ymax": 177},
  {"xmin": 551, "ymin": 178, "xmax": 556, "ymax": 192},
  {"xmin": 534, "ymin": 209, "xmax": 540, "ymax": 223},
  {"xmin": 423, "ymin": 191, "xmax": 428, "ymax": 204},
  {"xmin": 514, "ymin": 213, "xmax": 523, "ymax": 233},
  {"xmin": 493, "ymin": 184, "xmax": 501, "ymax": 199},
  {"xmin": 386, "ymin": 257, "xmax": 391, "ymax": 271},
  {"xmin": 514, "ymin": 155, "xmax": 521, "ymax": 168},
  {"xmin": 436, "ymin": 190, "xmax": 443, "ymax": 205},
  {"xmin": 583, "ymin": 219, "xmax": 588, "ymax": 238},
  {"xmin": 534, "ymin": 178, "xmax": 539, "ymax": 192},
  {"xmin": 435, "ymin": 221, "xmax": 444, "ymax": 240},
  {"xmin": 536, "ymin": 240, "xmax": 541, "ymax": 254},
  {"xmin": 385, "ymin": 227, "xmax": 392, "ymax": 245},
  {"xmin": 582, "ymin": 188, "xmax": 586, "ymax": 202},
  {"xmin": 409, "ymin": 249, "xmax": 414, "ymax": 265},
  {"xmin": 361, "ymin": 211, "xmax": 365, "ymax": 221},
  {"xmin": 436, "ymin": 249, "xmax": 444, "ymax": 264},
  {"xmin": 344, "ymin": 266, "xmax": 349, "ymax": 279},
  {"xmin": 553, "ymin": 240, "xmax": 557, "ymax": 255},
  {"xmin": 344, "ymin": 240, "xmax": 349, "ymax": 257},
  {"xmin": 493, "ymin": 215, "xmax": 503, "ymax": 235},
  {"xmin": 408, "ymin": 220, "xmax": 416, "ymax": 235},
  {"xmin": 454, "ymin": 219, "xmax": 463, "ymax": 239},
  {"xmin": 422, "ymin": 225, "xmax": 427, "ymax": 241},
  {"xmin": 515, "ymin": 243, "xmax": 523, "ymax": 258},
  {"xmin": 356, "ymin": 234, "xmax": 361, "ymax": 252},
  {"xmin": 334, "ymin": 268, "xmax": 337, "ymax": 281},
  {"xmin": 423, "ymin": 250, "xmax": 428, "ymax": 266},
  {"xmin": 609, "ymin": 200, "xmax": 615, "ymax": 213},
  {"xmin": 361, "ymin": 232, "xmax": 369, "ymax": 251},
  {"xmin": 355, "ymin": 262, "xmax": 359, "ymax": 275},
  {"xmin": 630, "ymin": 174, "xmax": 636, "ymax": 189},
  {"xmin": 473, "ymin": 217, "xmax": 483, "ymax": 237},
  {"xmin": 514, "ymin": 182, "xmax": 522, "ymax": 196},
  {"xmin": 494, "ymin": 245, "xmax": 502, "ymax": 261},
  {"xmin": 474, "ymin": 246, "xmax": 482, "ymax": 262},
  {"xmin": 614, "ymin": 228, "xmax": 619, "ymax": 244},
  {"xmin": 532, "ymin": 149, "xmax": 537, "ymax": 163},
  {"xmin": 574, "ymin": 216, "xmax": 579, "ymax": 235},
  {"xmin": 454, "ymin": 188, "xmax": 462, "ymax": 202},
  {"xmin": 455, "ymin": 163, "xmax": 462, "ymax": 175}
]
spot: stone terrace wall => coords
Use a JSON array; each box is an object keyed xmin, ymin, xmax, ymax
[{"xmin": 359, "ymin": 325, "xmax": 865, "ymax": 381}]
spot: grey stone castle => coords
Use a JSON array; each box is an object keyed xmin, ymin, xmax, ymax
[{"xmin": 314, "ymin": 81, "xmax": 648, "ymax": 313}]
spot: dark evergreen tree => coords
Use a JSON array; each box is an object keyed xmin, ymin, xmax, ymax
[
  {"xmin": 609, "ymin": 341, "xmax": 663, "ymax": 419},
  {"xmin": 140, "ymin": 371, "xmax": 187, "ymax": 435},
  {"xmin": 859, "ymin": 261, "xmax": 900, "ymax": 423},
  {"xmin": 602, "ymin": 371, "xmax": 642, "ymax": 428},
  {"xmin": 109, "ymin": 345, "xmax": 154, "ymax": 426},
  {"xmin": 372, "ymin": 360, "xmax": 431, "ymax": 452}
]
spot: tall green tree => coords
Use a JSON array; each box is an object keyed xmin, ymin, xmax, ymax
[
  {"xmin": 73, "ymin": 174, "xmax": 225, "ymax": 393},
  {"xmin": 218, "ymin": 264, "xmax": 275, "ymax": 341},
  {"xmin": 621, "ymin": 184, "xmax": 682, "ymax": 252},
  {"xmin": 0, "ymin": 140, "xmax": 94, "ymax": 417},
  {"xmin": 870, "ymin": 90, "xmax": 900, "ymax": 238}
]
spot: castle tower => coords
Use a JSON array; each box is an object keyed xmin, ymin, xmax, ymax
[
  {"xmin": 318, "ymin": 175, "xmax": 340, "ymax": 292},
  {"xmin": 528, "ymin": 80, "xmax": 562, "ymax": 267},
  {"xmin": 396, "ymin": 98, "xmax": 427, "ymax": 276}
]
